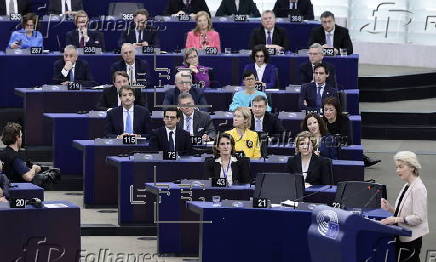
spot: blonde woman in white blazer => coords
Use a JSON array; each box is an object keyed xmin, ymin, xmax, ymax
[{"xmin": 380, "ymin": 151, "xmax": 429, "ymax": 262}]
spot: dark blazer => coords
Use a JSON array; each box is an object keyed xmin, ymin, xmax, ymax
[
  {"xmin": 110, "ymin": 58, "xmax": 150, "ymax": 87},
  {"xmin": 250, "ymin": 111, "xmax": 284, "ymax": 136},
  {"xmin": 204, "ymin": 156, "xmax": 250, "ymax": 184},
  {"xmin": 162, "ymin": 88, "xmax": 209, "ymax": 111},
  {"xmin": 215, "ymin": 0, "xmax": 260, "ymax": 17},
  {"xmin": 151, "ymin": 127, "xmax": 193, "ymax": 155},
  {"xmin": 287, "ymin": 153, "xmax": 331, "ymax": 185},
  {"xmin": 48, "ymin": 0, "xmax": 83, "ymax": 14},
  {"xmin": 324, "ymin": 115, "xmax": 352, "ymax": 145},
  {"xmin": 249, "ymin": 26, "xmax": 290, "ymax": 51},
  {"xmin": 65, "ymin": 30, "xmax": 106, "ymax": 51},
  {"xmin": 118, "ymin": 25, "xmax": 160, "ymax": 48},
  {"xmin": 52, "ymin": 59, "xmax": 97, "ymax": 87},
  {"xmin": 0, "ymin": 0, "xmax": 31, "ymax": 15},
  {"xmin": 104, "ymin": 105, "xmax": 151, "ymax": 138},
  {"xmin": 95, "ymin": 85, "xmax": 146, "ymax": 111},
  {"xmin": 165, "ymin": 0, "xmax": 210, "ymax": 16},
  {"xmin": 299, "ymin": 61, "xmax": 337, "ymax": 88},
  {"xmin": 273, "ymin": 0, "xmax": 314, "ymax": 20},
  {"xmin": 178, "ymin": 110, "xmax": 216, "ymax": 137},
  {"xmin": 243, "ymin": 63, "xmax": 278, "ymax": 89},
  {"xmin": 298, "ymin": 82, "xmax": 338, "ymax": 111},
  {"xmin": 308, "ymin": 25, "xmax": 353, "ymax": 54}
]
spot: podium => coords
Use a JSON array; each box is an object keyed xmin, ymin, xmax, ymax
[{"xmin": 308, "ymin": 205, "xmax": 411, "ymax": 262}]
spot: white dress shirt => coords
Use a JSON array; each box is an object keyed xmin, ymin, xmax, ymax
[
  {"xmin": 6, "ymin": 0, "xmax": 17, "ymax": 15},
  {"xmin": 316, "ymin": 83, "xmax": 325, "ymax": 97},
  {"xmin": 301, "ymin": 156, "xmax": 311, "ymax": 180},
  {"xmin": 61, "ymin": 0, "xmax": 72, "ymax": 14},
  {"xmin": 61, "ymin": 63, "xmax": 76, "ymax": 78},
  {"xmin": 324, "ymin": 27, "xmax": 335, "ymax": 47},
  {"xmin": 165, "ymin": 127, "xmax": 176, "ymax": 149},
  {"xmin": 215, "ymin": 156, "xmax": 238, "ymax": 186},
  {"xmin": 254, "ymin": 116, "xmax": 264, "ymax": 132},
  {"xmin": 289, "ymin": 0, "xmax": 298, "ymax": 9},
  {"xmin": 255, "ymin": 63, "xmax": 267, "ymax": 83},
  {"xmin": 78, "ymin": 29, "xmax": 90, "ymax": 44},
  {"xmin": 126, "ymin": 63, "xmax": 136, "ymax": 84},
  {"xmin": 264, "ymin": 28, "xmax": 274, "ymax": 42},
  {"xmin": 122, "ymin": 106, "xmax": 134, "ymax": 133},
  {"xmin": 235, "ymin": 0, "xmax": 240, "ymax": 11},
  {"xmin": 183, "ymin": 111, "xmax": 194, "ymax": 136}
]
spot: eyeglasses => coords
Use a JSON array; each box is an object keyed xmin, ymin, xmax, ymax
[{"xmin": 164, "ymin": 116, "xmax": 177, "ymax": 120}]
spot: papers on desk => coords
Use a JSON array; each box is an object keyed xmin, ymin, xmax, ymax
[
  {"xmin": 44, "ymin": 203, "xmax": 68, "ymax": 208},
  {"xmin": 281, "ymin": 200, "xmax": 299, "ymax": 208}
]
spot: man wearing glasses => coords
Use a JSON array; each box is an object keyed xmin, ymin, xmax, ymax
[
  {"xmin": 118, "ymin": 9, "xmax": 160, "ymax": 48},
  {"xmin": 299, "ymin": 43, "xmax": 336, "ymax": 88}
]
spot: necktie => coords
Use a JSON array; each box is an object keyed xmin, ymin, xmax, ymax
[
  {"xmin": 129, "ymin": 65, "xmax": 135, "ymax": 84},
  {"xmin": 326, "ymin": 32, "xmax": 333, "ymax": 47},
  {"xmin": 69, "ymin": 67, "xmax": 75, "ymax": 82},
  {"xmin": 316, "ymin": 84, "xmax": 322, "ymax": 108},
  {"xmin": 185, "ymin": 116, "xmax": 192, "ymax": 134},
  {"xmin": 79, "ymin": 36, "xmax": 85, "ymax": 48},
  {"xmin": 125, "ymin": 111, "xmax": 133, "ymax": 133},
  {"xmin": 9, "ymin": 0, "xmax": 15, "ymax": 14},
  {"xmin": 137, "ymin": 30, "xmax": 142, "ymax": 43},
  {"xmin": 394, "ymin": 185, "xmax": 409, "ymax": 217},
  {"xmin": 168, "ymin": 131, "xmax": 175, "ymax": 151},
  {"xmin": 255, "ymin": 119, "xmax": 262, "ymax": 132},
  {"xmin": 266, "ymin": 31, "xmax": 272, "ymax": 45}
]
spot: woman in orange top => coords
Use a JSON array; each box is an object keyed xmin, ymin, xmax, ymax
[{"xmin": 185, "ymin": 11, "xmax": 221, "ymax": 52}]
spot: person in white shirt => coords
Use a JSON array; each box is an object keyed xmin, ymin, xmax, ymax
[
  {"xmin": 0, "ymin": 0, "xmax": 31, "ymax": 16},
  {"xmin": 48, "ymin": 0, "xmax": 83, "ymax": 15}
]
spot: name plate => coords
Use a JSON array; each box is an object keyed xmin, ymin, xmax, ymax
[
  {"xmin": 255, "ymin": 82, "xmax": 263, "ymax": 91},
  {"xmin": 266, "ymin": 48, "xmax": 276, "ymax": 56},
  {"xmin": 142, "ymin": 46, "xmax": 154, "ymax": 54},
  {"xmin": 10, "ymin": 13, "xmax": 21, "ymax": 21},
  {"xmin": 67, "ymin": 82, "xmax": 81, "ymax": 90},
  {"xmin": 30, "ymin": 47, "xmax": 43, "ymax": 54},
  {"xmin": 191, "ymin": 136, "xmax": 203, "ymax": 145},
  {"xmin": 122, "ymin": 135, "xmax": 137, "ymax": 145},
  {"xmin": 191, "ymin": 82, "xmax": 205, "ymax": 89},
  {"xmin": 178, "ymin": 14, "xmax": 190, "ymax": 21},
  {"xmin": 290, "ymin": 15, "xmax": 303, "ymax": 23},
  {"xmin": 253, "ymin": 197, "xmax": 269, "ymax": 208},
  {"xmin": 234, "ymin": 151, "xmax": 245, "ymax": 158},
  {"xmin": 212, "ymin": 178, "xmax": 227, "ymax": 187},
  {"xmin": 83, "ymin": 46, "xmax": 96, "ymax": 54},
  {"xmin": 323, "ymin": 48, "xmax": 335, "ymax": 56},
  {"xmin": 122, "ymin": 13, "xmax": 134, "ymax": 20},
  {"xmin": 234, "ymin": 15, "xmax": 247, "ymax": 22},
  {"xmin": 10, "ymin": 198, "xmax": 26, "ymax": 208},
  {"xmin": 205, "ymin": 47, "xmax": 218, "ymax": 55},
  {"xmin": 163, "ymin": 151, "xmax": 177, "ymax": 160}
]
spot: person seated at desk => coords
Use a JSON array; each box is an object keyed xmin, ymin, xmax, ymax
[
  {"xmin": 0, "ymin": 0, "xmax": 31, "ymax": 16},
  {"xmin": 229, "ymin": 70, "xmax": 271, "ymax": 112},
  {"xmin": 299, "ymin": 63, "xmax": 337, "ymax": 112},
  {"xmin": 178, "ymin": 93, "xmax": 216, "ymax": 141},
  {"xmin": 299, "ymin": 43, "xmax": 337, "ymax": 88},
  {"xmin": 151, "ymin": 108, "xmax": 193, "ymax": 155},
  {"xmin": 178, "ymin": 48, "xmax": 210, "ymax": 88},
  {"xmin": 65, "ymin": 10, "xmax": 105, "ymax": 51},
  {"xmin": 185, "ymin": 11, "xmax": 221, "ymax": 53},
  {"xmin": 248, "ymin": 10, "xmax": 289, "ymax": 52},
  {"xmin": 215, "ymin": 0, "xmax": 260, "ymax": 17},
  {"xmin": 118, "ymin": 9, "xmax": 160, "ymax": 48},
  {"xmin": 163, "ymin": 71, "xmax": 208, "ymax": 111},
  {"xmin": 204, "ymin": 133, "xmax": 250, "ymax": 185},
  {"xmin": 250, "ymin": 95, "xmax": 284, "ymax": 136},
  {"xmin": 308, "ymin": 11, "xmax": 353, "ymax": 55},
  {"xmin": 110, "ymin": 43, "xmax": 150, "ymax": 87},
  {"xmin": 272, "ymin": 0, "xmax": 314, "ymax": 20},
  {"xmin": 104, "ymin": 85, "xmax": 151, "ymax": 139},
  {"xmin": 225, "ymin": 107, "xmax": 260, "ymax": 159},
  {"xmin": 96, "ymin": 71, "xmax": 146, "ymax": 111},
  {"xmin": 0, "ymin": 173, "xmax": 8, "ymax": 202},
  {"xmin": 243, "ymin": 44, "xmax": 278, "ymax": 89},
  {"xmin": 8, "ymin": 13, "xmax": 43, "ymax": 49},
  {"xmin": 52, "ymin": 44, "xmax": 97, "ymax": 87},
  {"xmin": 165, "ymin": 0, "xmax": 210, "ymax": 17},
  {"xmin": 287, "ymin": 131, "xmax": 332, "ymax": 185},
  {"xmin": 301, "ymin": 113, "xmax": 338, "ymax": 159},
  {"xmin": 48, "ymin": 0, "xmax": 83, "ymax": 15}
]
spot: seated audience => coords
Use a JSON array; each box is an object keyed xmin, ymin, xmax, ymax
[
  {"xmin": 229, "ymin": 70, "xmax": 271, "ymax": 112},
  {"xmin": 118, "ymin": 9, "xmax": 160, "ymax": 48},
  {"xmin": 52, "ymin": 45, "xmax": 97, "ymax": 87},
  {"xmin": 165, "ymin": 0, "xmax": 210, "ymax": 16},
  {"xmin": 301, "ymin": 113, "xmax": 338, "ymax": 159},
  {"xmin": 8, "ymin": 13, "xmax": 43, "ymax": 49},
  {"xmin": 243, "ymin": 44, "xmax": 278, "ymax": 89},
  {"xmin": 178, "ymin": 48, "xmax": 210, "ymax": 88},
  {"xmin": 96, "ymin": 71, "xmax": 145, "ymax": 111},
  {"xmin": 308, "ymin": 11, "xmax": 353, "ymax": 54},
  {"xmin": 299, "ymin": 43, "xmax": 336, "ymax": 87},
  {"xmin": 272, "ymin": 0, "xmax": 314, "ymax": 20},
  {"xmin": 185, "ymin": 11, "xmax": 221, "ymax": 52},
  {"xmin": 204, "ymin": 133, "xmax": 250, "ymax": 185},
  {"xmin": 299, "ymin": 63, "xmax": 337, "ymax": 112},
  {"xmin": 249, "ymin": 10, "xmax": 289, "ymax": 51},
  {"xmin": 178, "ymin": 93, "xmax": 216, "ymax": 141},
  {"xmin": 48, "ymin": 0, "xmax": 83, "ymax": 14},
  {"xmin": 104, "ymin": 85, "xmax": 151, "ymax": 138},
  {"xmin": 215, "ymin": 0, "xmax": 260, "ymax": 17},
  {"xmin": 287, "ymin": 131, "xmax": 332, "ymax": 185},
  {"xmin": 65, "ymin": 10, "xmax": 105, "ymax": 51},
  {"xmin": 250, "ymin": 95, "xmax": 284, "ymax": 136},
  {"xmin": 0, "ymin": 0, "xmax": 31, "ymax": 15},
  {"xmin": 151, "ymin": 108, "xmax": 193, "ymax": 155},
  {"xmin": 225, "ymin": 107, "xmax": 261, "ymax": 158},
  {"xmin": 110, "ymin": 43, "xmax": 150, "ymax": 87}
]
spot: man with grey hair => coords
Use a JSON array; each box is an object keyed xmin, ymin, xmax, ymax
[
  {"xmin": 299, "ymin": 43, "xmax": 336, "ymax": 87},
  {"xmin": 248, "ymin": 10, "xmax": 289, "ymax": 51}
]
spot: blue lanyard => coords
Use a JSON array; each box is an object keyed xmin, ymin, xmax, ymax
[{"xmin": 221, "ymin": 162, "xmax": 232, "ymax": 179}]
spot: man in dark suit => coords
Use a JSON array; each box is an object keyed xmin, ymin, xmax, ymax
[
  {"xmin": 249, "ymin": 10, "xmax": 289, "ymax": 51},
  {"xmin": 0, "ymin": 0, "xmax": 31, "ymax": 15},
  {"xmin": 272, "ymin": 0, "xmax": 314, "ymax": 20},
  {"xmin": 299, "ymin": 63, "xmax": 338, "ymax": 111},
  {"xmin": 118, "ymin": 9, "xmax": 160, "ymax": 48},
  {"xmin": 65, "ymin": 10, "xmax": 105, "ymax": 51},
  {"xmin": 110, "ymin": 43, "xmax": 150, "ymax": 87},
  {"xmin": 104, "ymin": 85, "xmax": 151, "ymax": 138},
  {"xmin": 215, "ymin": 0, "xmax": 260, "ymax": 17},
  {"xmin": 165, "ymin": 0, "xmax": 210, "ymax": 16},
  {"xmin": 250, "ymin": 95, "xmax": 284, "ymax": 136},
  {"xmin": 308, "ymin": 11, "xmax": 353, "ymax": 54},
  {"xmin": 299, "ymin": 43, "xmax": 337, "ymax": 87},
  {"xmin": 48, "ymin": 0, "xmax": 83, "ymax": 14},
  {"xmin": 52, "ymin": 45, "xmax": 97, "ymax": 87},
  {"xmin": 151, "ymin": 108, "xmax": 193, "ymax": 155},
  {"xmin": 96, "ymin": 71, "xmax": 146, "ymax": 111}
]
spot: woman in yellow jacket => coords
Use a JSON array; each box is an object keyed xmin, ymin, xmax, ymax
[{"xmin": 225, "ymin": 107, "xmax": 261, "ymax": 158}]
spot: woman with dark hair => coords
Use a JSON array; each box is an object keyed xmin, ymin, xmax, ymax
[
  {"xmin": 322, "ymin": 96, "xmax": 352, "ymax": 145},
  {"xmin": 178, "ymin": 48, "xmax": 210, "ymax": 88},
  {"xmin": 185, "ymin": 11, "xmax": 221, "ymax": 52},
  {"xmin": 204, "ymin": 133, "xmax": 250, "ymax": 185},
  {"xmin": 243, "ymin": 44, "xmax": 278, "ymax": 89},
  {"xmin": 8, "ymin": 13, "xmax": 43, "ymax": 49},
  {"xmin": 301, "ymin": 112, "xmax": 338, "ymax": 159}
]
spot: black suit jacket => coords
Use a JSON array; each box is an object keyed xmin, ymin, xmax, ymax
[
  {"xmin": 104, "ymin": 105, "xmax": 151, "ymax": 138},
  {"xmin": 308, "ymin": 25, "xmax": 353, "ymax": 54},
  {"xmin": 178, "ymin": 110, "xmax": 216, "ymax": 137},
  {"xmin": 165, "ymin": 0, "xmax": 210, "ymax": 16},
  {"xmin": 215, "ymin": 0, "xmax": 260, "ymax": 17},
  {"xmin": 287, "ymin": 153, "xmax": 331, "ymax": 185},
  {"xmin": 118, "ymin": 25, "xmax": 160, "ymax": 48},
  {"xmin": 65, "ymin": 30, "xmax": 106, "ymax": 51},
  {"xmin": 0, "ymin": 0, "xmax": 31, "ymax": 15},
  {"xmin": 162, "ymin": 88, "xmax": 209, "ymax": 111},
  {"xmin": 96, "ymin": 85, "xmax": 146, "ymax": 111},
  {"xmin": 299, "ymin": 82, "xmax": 338, "ymax": 111},
  {"xmin": 48, "ymin": 0, "xmax": 83, "ymax": 14},
  {"xmin": 52, "ymin": 59, "xmax": 97, "ymax": 87},
  {"xmin": 110, "ymin": 58, "xmax": 150, "ymax": 87},
  {"xmin": 250, "ymin": 112, "xmax": 284, "ymax": 136},
  {"xmin": 273, "ymin": 0, "xmax": 314, "ymax": 20},
  {"xmin": 299, "ymin": 61, "xmax": 337, "ymax": 88},
  {"xmin": 203, "ymin": 156, "xmax": 250, "ymax": 184},
  {"xmin": 249, "ymin": 26, "xmax": 290, "ymax": 50},
  {"xmin": 151, "ymin": 127, "xmax": 193, "ymax": 155}
]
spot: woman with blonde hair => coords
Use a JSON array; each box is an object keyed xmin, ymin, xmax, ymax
[{"xmin": 185, "ymin": 11, "xmax": 221, "ymax": 52}]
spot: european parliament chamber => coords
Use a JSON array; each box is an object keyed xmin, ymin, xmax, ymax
[{"xmin": 0, "ymin": 0, "xmax": 434, "ymax": 261}]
